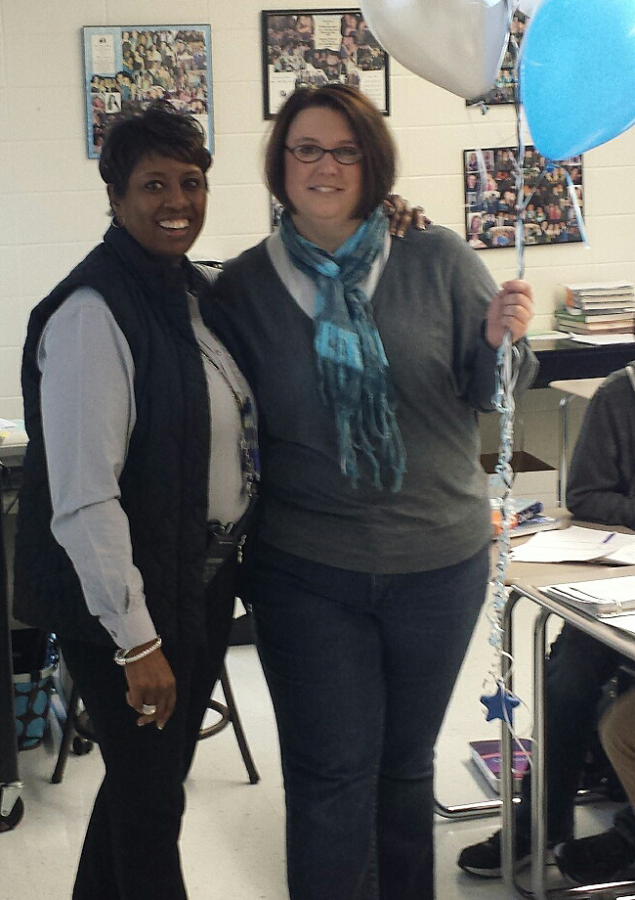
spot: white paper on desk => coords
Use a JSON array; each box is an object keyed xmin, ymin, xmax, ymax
[
  {"xmin": 547, "ymin": 575, "xmax": 635, "ymax": 602},
  {"xmin": 544, "ymin": 575, "xmax": 635, "ymax": 618},
  {"xmin": 569, "ymin": 334, "xmax": 635, "ymax": 346},
  {"xmin": 528, "ymin": 331, "xmax": 571, "ymax": 341},
  {"xmin": 0, "ymin": 417, "xmax": 16, "ymax": 429},
  {"xmin": 603, "ymin": 613, "xmax": 635, "ymax": 635},
  {"xmin": 510, "ymin": 525, "xmax": 635, "ymax": 563},
  {"xmin": 604, "ymin": 541, "xmax": 635, "ymax": 565}
]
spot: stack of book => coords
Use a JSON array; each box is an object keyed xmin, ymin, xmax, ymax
[
  {"xmin": 554, "ymin": 281, "xmax": 635, "ymax": 335},
  {"xmin": 469, "ymin": 738, "xmax": 532, "ymax": 794},
  {"xmin": 490, "ymin": 498, "xmax": 560, "ymax": 538}
]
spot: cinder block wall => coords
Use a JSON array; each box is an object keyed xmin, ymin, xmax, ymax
[{"xmin": 1, "ymin": 1, "xmax": 633, "ymax": 469}]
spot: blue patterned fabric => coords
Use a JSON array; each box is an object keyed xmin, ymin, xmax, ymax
[{"xmin": 279, "ymin": 208, "xmax": 406, "ymax": 490}]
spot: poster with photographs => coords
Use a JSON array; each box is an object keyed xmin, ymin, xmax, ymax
[
  {"xmin": 262, "ymin": 9, "xmax": 389, "ymax": 118},
  {"xmin": 83, "ymin": 25, "xmax": 213, "ymax": 159},
  {"xmin": 464, "ymin": 146, "xmax": 584, "ymax": 250},
  {"xmin": 467, "ymin": 10, "xmax": 527, "ymax": 106}
]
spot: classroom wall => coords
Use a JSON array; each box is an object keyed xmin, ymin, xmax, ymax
[{"xmin": 1, "ymin": 0, "xmax": 635, "ymax": 457}]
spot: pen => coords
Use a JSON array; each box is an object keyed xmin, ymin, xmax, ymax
[{"xmin": 602, "ymin": 532, "xmax": 616, "ymax": 544}]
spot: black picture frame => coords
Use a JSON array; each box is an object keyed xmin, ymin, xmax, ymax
[
  {"xmin": 466, "ymin": 10, "xmax": 528, "ymax": 108},
  {"xmin": 261, "ymin": 9, "xmax": 390, "ymax": 119},
  {"xmin": 463, "ymin": 145, "xmax": 584, "ymax": 250}
]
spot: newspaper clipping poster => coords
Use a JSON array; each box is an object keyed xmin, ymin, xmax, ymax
[{"xmin": 262, "ymin": 9, "xmax": 389, "ymax": 118}]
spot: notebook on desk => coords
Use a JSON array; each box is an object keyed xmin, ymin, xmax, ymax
[{"xmin": 543, "ymin": 575, "xmax": 635, "ymax": 617}]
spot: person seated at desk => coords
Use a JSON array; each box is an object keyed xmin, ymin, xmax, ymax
[
  {"xmin": 458, "ymin": 363, "xmax": 635, "ymax": 883},
  {"xmin": 552, "ymin": 684, "xmax": 635, "ymax": 884},
  {"xmin": 551, "ymin": 363, "xmax": 635, "ymax": 884}
]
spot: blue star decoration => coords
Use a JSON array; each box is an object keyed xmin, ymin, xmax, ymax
[{"xmin": 480, "ymin": 685, "xmax": 521, "ymax": 722}]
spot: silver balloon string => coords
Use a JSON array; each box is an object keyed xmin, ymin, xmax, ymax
[{"xmin": 485, "ymin": 2, "xmax": 524, "ymax": 700}]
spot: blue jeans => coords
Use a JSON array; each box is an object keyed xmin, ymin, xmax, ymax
[{"xmin": 251, "ymin": 541, "xmax": 490, "ymax": 900}]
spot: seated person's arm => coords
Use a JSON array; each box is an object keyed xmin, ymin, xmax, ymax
[{"xmin": 566, "ymin": 376, "xmax": 635, "ymax": 530}]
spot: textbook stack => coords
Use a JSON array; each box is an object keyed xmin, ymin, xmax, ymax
[
  {"xmin": 469, "ymin": 738, "xmax": 532, "ymax": 794},
  {"xmin": 554, "ymin": 281, "xmax": 635, "ymax": 335}
]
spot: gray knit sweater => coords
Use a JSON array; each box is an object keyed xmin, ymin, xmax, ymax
[
  {"xmin": 206, "ymin": 225, "xmax": 538, "ymax": 573},
  {"xmin": 567, "ymin": 365, "xmax": 635, "ymax": 529}
]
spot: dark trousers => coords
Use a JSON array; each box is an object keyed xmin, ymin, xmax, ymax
[
  {"xmin": 515, "ymin": 623, "xmax": 635, "ymax": 843},
  {"xmin": 58, "ymin": 558, "xmax": 237, "ymax": 900},
  {"xmin": 251, "ymin": 542, "xmax": 489, "ymax": 900}
]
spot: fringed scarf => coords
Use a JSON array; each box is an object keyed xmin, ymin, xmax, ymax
[{"xmin": 279, "ymin": 207, "xmax": 406, "ymax": 490}]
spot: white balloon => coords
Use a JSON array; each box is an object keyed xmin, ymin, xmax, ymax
[
  {"xmin": 360, "ymin": 0, "xmax": 514, "ymax": 100},
  {"xmin": 517, "ymin": 0, "xmax": 543, "ymax": 15}
]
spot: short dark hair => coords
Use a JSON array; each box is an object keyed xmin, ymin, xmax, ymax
[
  {"xmin": 265, "ymin": 84, "xmax": 396, "ymax": 219},
  {"xmin": 98, "ymin": 100, "xmax": 212, "ymax": 198}
]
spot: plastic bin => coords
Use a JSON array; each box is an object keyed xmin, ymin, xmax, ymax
[{"xmin": 11, "ymin": 630, "xmax": 57, "ymax": 751}]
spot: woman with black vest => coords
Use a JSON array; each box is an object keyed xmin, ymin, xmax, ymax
[
  {"xmin": 206, "ymin": 84, "xmax": 538, "ymax": 900},
  {"xmin": 13, "ymin": 103, "xmax": 259, "ymax": 900}
]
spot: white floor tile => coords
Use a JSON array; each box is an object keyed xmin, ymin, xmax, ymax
[{"xmin": 1, "ymin": 597, "xmax": 623, "ymax": 899}]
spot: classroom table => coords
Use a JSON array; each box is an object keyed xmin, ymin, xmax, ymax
[
  {"xmin": 0, "ymin": 425, "xmax": 27, "ymax": 832},
  {"xmin": 501, "ymin": 536, "xmax": 635, "ymax": 900}
]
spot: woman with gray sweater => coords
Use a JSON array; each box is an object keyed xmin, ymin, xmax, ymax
[{"xmin": 206, "ymin": 83, "xmax": 537, "ymax": 900}]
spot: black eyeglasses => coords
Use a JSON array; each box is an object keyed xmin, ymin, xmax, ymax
[{"xmin": 285, "ymin": 144, "xmax": 363, "ymax": 165}]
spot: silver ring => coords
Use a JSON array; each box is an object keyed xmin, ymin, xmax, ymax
[{"xmin": 141, "ymin": 703, "xmax": 157, "ymax": 716}]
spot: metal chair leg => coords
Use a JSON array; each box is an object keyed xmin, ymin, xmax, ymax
[
  {"xmin": 51, "ymin": 683, "xmax": 80, "ymax": 784},
  {"xmin": 198, "ymin": 663, "xmax": 260, "ymax": 785}
]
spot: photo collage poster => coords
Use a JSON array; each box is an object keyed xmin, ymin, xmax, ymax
[
  {"xmin": 467, "ymin": 10, "xmax": 527, "ymax": 107},
  {"xmin": 262, "ymin": 9, "xmax": 389, "ymax": 118},
  {"xmin": 464, "ymin": 146, "xmax": 584, "ymax": 250},
  {"xmin": 83, "ymin": 25, "xmax": 213, "ymax": 159}
]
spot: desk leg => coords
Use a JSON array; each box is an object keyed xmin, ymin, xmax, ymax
[
  {"xmin": 531, "ymin": 609, "xmax": 550, "ymax": 900},
  {"xmin": 558, "ymin": 396, "xmax": 570, "ymax": 508},
  {"xmin": 501, "ymin": 591, "xmax": 518, "ymax": 896}
]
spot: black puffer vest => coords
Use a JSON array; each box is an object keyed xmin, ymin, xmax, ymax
[{"xmin": 13, "ymin": 225, "xmax": 211, "ymax": 647}]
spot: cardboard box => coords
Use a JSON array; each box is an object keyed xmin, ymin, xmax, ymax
[{"xmin": 481, "ymin": 451, "xmax": 559, "ymax": 508}]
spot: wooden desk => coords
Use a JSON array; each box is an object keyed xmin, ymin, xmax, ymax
[
  {"xmin": 529, "ymin": 338, "xmax": 635, "ymax": 390},
  {"xmin": 501, "ymin": 542, "xmax": 635, "ymax": 900}
]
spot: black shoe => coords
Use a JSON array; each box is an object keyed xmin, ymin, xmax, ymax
[
  {"xmin": 554, "ymin": 828, "xmax": 635, "ymax": 885},
  {"xmin": 457, "ymin": 830, "xmax": 531, "ymax": 878},
  {"xmin": 613, "ymin": 864, "xmax": 635, "ymax": 883}
]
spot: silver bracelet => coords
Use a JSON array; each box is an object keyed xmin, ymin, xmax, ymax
[{"xmin": 113, "ymin": 636, "xmax": 162, "ymax": 666}]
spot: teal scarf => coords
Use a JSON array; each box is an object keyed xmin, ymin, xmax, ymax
[{"xmin": 279, "ymin": 208, "xmax": 406, "ymax": 490}]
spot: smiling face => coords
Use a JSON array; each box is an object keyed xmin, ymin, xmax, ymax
[
  {"xmin": 284, "ymin": 106, "xmax": 363, "ymax": 252},
  {"xmin": 108, "ymin": 153, "xmax": 207, "ymax": 265}
]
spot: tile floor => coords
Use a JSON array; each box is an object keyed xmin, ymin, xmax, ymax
[{"xmin": 2, "ymin": 596, "xmax": 620, "ymax": 900}]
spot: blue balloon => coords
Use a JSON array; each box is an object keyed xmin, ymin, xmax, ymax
[{"xmin": 520, "ymin": 0, "xmax": 635, "ymax": 160}]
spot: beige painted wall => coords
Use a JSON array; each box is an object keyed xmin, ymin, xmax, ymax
[{"xmin": 1, "ymin": 0, "xmax": 634, "ymax": 471}]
